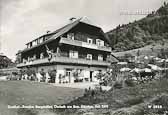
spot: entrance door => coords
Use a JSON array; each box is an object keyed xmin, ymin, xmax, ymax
[
  {"xmin": 90, "ymin": 71, "xmax": 93, "ymax": 82},
  {"xmin": 65, "ymin": 69, "xmax": 72, "ymax": 83}
]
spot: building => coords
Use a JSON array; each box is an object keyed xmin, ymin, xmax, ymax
[{"xmin": 17, "ymin": 17, "xmax": 117, "ymax": 83}]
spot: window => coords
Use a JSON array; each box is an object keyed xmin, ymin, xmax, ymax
[
  {"xmin": 27, "ymin": 42, "xmax": 32, "ymax": 48},
  {"xmin": 27, "ymin": 44, "xmax": 30, "ymax": 48},
  {"xmin": 96, "ymin": 39, "xmax": 104, "ymax": 46},
  {"xmin": 32, "ymin": 41, "xmax": 37, "ymax": 46},
  {"xmin": 67, "ymin": 33, "xmax": 74, "ymax": 40},
  {"xmin": 37, "ymin": 38, "xmax": 42, "ymax": 44},
  {"xmin": 98, "ymin": 54, "xmax": 103, "ymax": 61},
  {"xmin": 87, "ymin": 38, "xmax": 93, "ymax": 44},
  {"xmin": 69, "ymin": 50, "xmax": 78, "ymax": 58},
  {"xmin": 101, "ymin": 41, "xmax": 104, "ymax": 46},
  {"xmin": 96, "ymin": 39, "xmax": 101, "ymax": 46},
  {"xmin": 39, "ymin": 38, "xmax": 43, "ymax": 43},
  {"xmin": 87, "ymin": 54, "xmax": 92, "ymax": 60},
  {"xmin": 66, "ymin": 71, "xmax": 71, "ymax": 76},
  {"xmin": 66, "ymin": 69, "xmax": 72, "ymax": 76},
  {"xmin": 36, "ymin": 40, "xmax": 38, "ymax": 45}
]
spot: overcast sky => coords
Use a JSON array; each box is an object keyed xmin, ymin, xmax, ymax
[{"xmin": 0, "ymin": 0, "xmax": 166, "ymax": 60}]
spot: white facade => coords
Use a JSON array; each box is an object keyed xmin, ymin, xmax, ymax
[{"xmin": 31, "ymin": 64, "xmax": 107, "ymax": 84}]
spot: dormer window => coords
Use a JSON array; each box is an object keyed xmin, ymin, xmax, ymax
[
  {"xmin": 27, "ymin": 44, "xmax": 30, "ymax": 48},
  {"xmin": 67, "ymin": 33, "xmax": 74, "ymax": 40},
  {"xmin": 32, "ymin": 41, "xmax": 35, "ymax": 46},
  {"xmin": 36, "ymin": 40, "xmax": 38, "ymax": 45},
  {"xmin": 27, "ymin": 43, "xmax": 32, "ymax": 48},
  {"xmin": 87, "ymin": 38, "xmax": 93, "ymax": 44},
  {"xmin": 39, "ymin": 38, "xmax": 43, "ymax": 44}
]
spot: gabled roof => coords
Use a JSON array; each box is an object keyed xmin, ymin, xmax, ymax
[{"xmin": 21, "ymin": 17, "xmax": 110, "ymax": 53}]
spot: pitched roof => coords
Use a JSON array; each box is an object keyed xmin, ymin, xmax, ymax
[{"xmin": 21, "ymin": 17, "xmax": 109, "ymax": 53}]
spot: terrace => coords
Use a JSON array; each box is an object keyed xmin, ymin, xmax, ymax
[
  {"xmin": 60, "ymin": 37, "xmax": 111, "ymax": 52},
  {"xmin": 17, "ymin": 54, "xmax": 110, "ymax": 67}
]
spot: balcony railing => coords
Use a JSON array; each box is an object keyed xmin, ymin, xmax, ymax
[
  {"xmin": 17, "ymin": 56, "xmax": 110, "ymax": 67},
  {"xmin": 60, "ymin": 37, "xmax": 111, "ymax": 52}
]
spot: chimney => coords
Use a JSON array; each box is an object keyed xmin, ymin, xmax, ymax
[
  {"xmin": 46, "ymin": 30, "xmax": 50, "ymax": 34},
  {"xmin": 69, "ymin": 17, "xmax": 77, "ymax": 22}
]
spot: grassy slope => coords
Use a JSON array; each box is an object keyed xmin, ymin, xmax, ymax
[
  {"xmin": 0, "ymin": 79, "xmax": 167, "ymax": 115},
  {"xmin": 112, "ymin": 42, "xmax": 168, "ymax": 57},
  {"xmin": 0, "ymin": 81, "xmax": 84, "ymax": 115},
  {"xmin": 61, "ymin": 78, "xmax": 168, "ymax": 115}
]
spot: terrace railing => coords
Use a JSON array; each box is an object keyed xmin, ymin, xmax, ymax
[
  {"xmin": 60, "ymin": 37, "xmax": 111, "ymax": 52},
  {"xmin": 17, "ymin": 55, "xmax": 110, "ymax": 67}
]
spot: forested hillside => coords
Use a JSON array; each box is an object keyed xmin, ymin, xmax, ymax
[
  {"xmin": 0, "ymin": 54, "xmax": 14, "ymax": 69},
  {"xmin": 106, "ymin": 2, "xmax": 168, "ymax": 52}
]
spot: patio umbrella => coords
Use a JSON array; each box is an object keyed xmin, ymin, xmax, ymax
[
  {"xmin": 117, "ymin": 62, "xmax": 128, "ymax": 65},
  {"xmin": 130, "ymin": 68, "xmax": 142, "ymax": 73},
  {"xmin": 148, "ymin": 64, "xmax": 163, "ymax": 71},
  {"xmin": 120, "ymin": 67, "xmax": 131, "ymax": 72},
  {"xmin": 142, "ymin": 68, "xmax": 152, "ymax": 72}
]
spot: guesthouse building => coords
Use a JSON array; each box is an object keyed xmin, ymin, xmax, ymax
[{"xmin": 17, "ymin": 17, "xmax": 117, "ymax": 83}]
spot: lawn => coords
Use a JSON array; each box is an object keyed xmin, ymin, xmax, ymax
[
  {"xmin": 0, "ymin": 81, "xmax": 84, "ymax": 115},
  {"xmin": 1, "ymin": 79, "xmax": 168, "ymax": 115}
]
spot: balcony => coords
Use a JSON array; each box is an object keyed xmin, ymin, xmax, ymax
[
  {"xmin": 17, "ymin": 56, "xmax": 110, "ymax": 68},
  {"xmin": 60, "ymin": 37, "xmax": 111, "ymax": 52}
]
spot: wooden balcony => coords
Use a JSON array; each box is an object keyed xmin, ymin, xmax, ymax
[
  {"xmin": 60, "ymin": 37, "xmax": 111, "ymax": 52},
  {"xmin": 17, "ymin": 56, "xmax": 111, "ymax": 68}
]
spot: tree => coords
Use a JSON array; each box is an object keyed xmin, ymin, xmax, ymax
[
  {"xmin": 126, "ymin": 29, "xmax": 133, "ymax": 39},
  {"xmin": 73, "ymin": 69, "xmax": 81, "ymax": 82},
  {"xmin": 0, "ymin": 55, "xmax": 14, "ymax": 69},
  {"xmin": 15, "ymin": 50, "xmax": 22, "ymax": 64},
  {"xmin": 95, "ymin": 70, "xmax": 104, "ymax": 81},
  {"xmin": 137, "ymin": 50, "xmax": 141, "ymax": 56},
  {"xmin": 48, "ymin": 69, "xmax": 57, "ymax": 83},
  {"xmin": 40, "ymin": 69, "xmax": 46, "ymax": 82}
]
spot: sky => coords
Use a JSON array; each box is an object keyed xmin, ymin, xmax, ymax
[{"xmin": 0, "ymin": 0, "xmax": 166, "ymax": 61}]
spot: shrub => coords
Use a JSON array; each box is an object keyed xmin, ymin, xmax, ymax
[
  {"xmin": 124, "ymin": 96, "xmax": 144, "ymax": 106},
  {"xmin": 9, "ymin": 75, "xmax": 19, "ymax": 81},
  {"xmin": 58, "ymin": 74, "xmax": 62, "ymax": 83},
  {"xmin": 7, "ymin": 72, "xmax": 20, "ymax": 81},
  {"xmin": 26, "ymin": 69, "xmax": 36, "ymax": 77},
  {"xmin": 113, "ymin": 81, "xmax": 123, "ymax": 89},
  {"xmin": 29, "ymin": 75, "xmax": 36, "ymax": 81},
  {"xmin": 0, "ymin": 72, "xmax": 9, "ymax": 76},
  {"xmin": 125, "ymin": 79, "xmax": 135, "ymax": 87},
  {"xmin": 40, "ymin": 69, "xmax": 46, "ymax": 82},
  {"xmin": 48, "ymin": 69, "xmax": 56, "ymax": 83},
  {"xmin": 95, "ymin": 70, "xmax": 104, "ymax": 81},
  {"xmin": 143, "ymin": 94, "xmax": 168, "ymax": 114}
]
